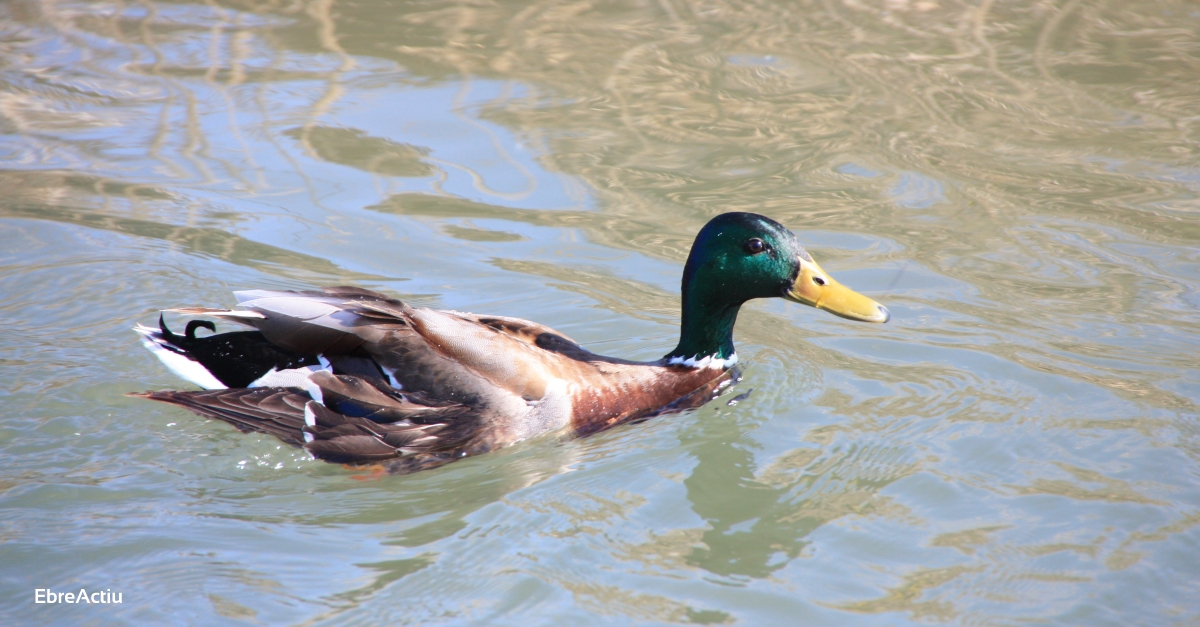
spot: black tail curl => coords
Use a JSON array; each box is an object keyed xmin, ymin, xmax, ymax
[
  {"xmin": 158, "ymin": 314, "xmax": 216, "ymax": 344},
  {"xmin": 152, "ymin": 313, "xmax": 318, "ymax": 388}
]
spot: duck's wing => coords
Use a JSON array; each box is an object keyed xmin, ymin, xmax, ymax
[{"xmin": 132, "ymin": 371, "xmax": 475, "ymax": 467}]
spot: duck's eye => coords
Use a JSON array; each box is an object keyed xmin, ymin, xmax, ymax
[
  {"xmin": 744, "ymin": 238, "xmax": 765, "ymax": 254},
  {"xmin": 812, "ymin": 276, "xmax": 826, "ymax": 286}
]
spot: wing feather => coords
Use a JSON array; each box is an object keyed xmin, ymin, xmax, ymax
[{"xmin": 131, "ymin": 374, "xmax": 466, "ymax": 466}]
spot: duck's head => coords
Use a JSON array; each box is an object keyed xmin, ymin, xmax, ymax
[
  {"xmin": 682, "ymin": 212, "xmax": 889, "ymax": 323},
  {"xmin": 669, "ymin": 212, "xmax": 887, "ymax": 363}
]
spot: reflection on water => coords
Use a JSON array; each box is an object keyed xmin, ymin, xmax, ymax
[{"xmin": 2, "ymin": 0, "xmax": 1199, "ymax": 624}]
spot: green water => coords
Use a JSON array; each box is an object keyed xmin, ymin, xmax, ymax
[{"xmin": 2, "ymin": 0, "xmax": 1198, "ymax": 624}]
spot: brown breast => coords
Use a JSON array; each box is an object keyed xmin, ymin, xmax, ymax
[{"xmin": 567, "ymin": 365, "xmax": 732, "ymax": 437}]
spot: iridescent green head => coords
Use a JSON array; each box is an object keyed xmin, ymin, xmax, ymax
[{"xmin": 667, "ymin": 212, "xmax": 888, "ymax": 364}]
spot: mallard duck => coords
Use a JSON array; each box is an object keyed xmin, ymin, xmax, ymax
[{"xmin": 132, "ymin": 212, "xmax": 888, "ymax": 473}]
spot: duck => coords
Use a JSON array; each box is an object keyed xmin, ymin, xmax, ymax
[{"xmin": 132, "ymin": 212, "xmax": 889, "ymax": 473}]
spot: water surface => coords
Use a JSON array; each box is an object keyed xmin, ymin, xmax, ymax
[{"xmin": 2, "ymin": 0, "xmax": 1198, "ymax": 625}]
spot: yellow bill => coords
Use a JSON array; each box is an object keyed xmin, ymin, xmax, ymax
[{"xmin": 784, "ymin": 255, "xmax": 890, "ymax": 323}]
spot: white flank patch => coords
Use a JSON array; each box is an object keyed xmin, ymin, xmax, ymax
[
  {"xmin": 667, "ymin": 353, "xmax": 738, "ymax": 370},
  {"xmin": 301, "ymin": 374, "xmax": 325, "ymax": 406},
  {"xmin": 519, "ymin": 378, "xmax": 573, "ymax": 439},
  {"xmin": 252, "ymin": 354, "xmax": 332, "ymax": 388},
  {"xmin": 135, "ymin": 331, "xmax": 227, "ymax": 390},
  {"xmin": 302, "ymin": 404, "xmax": 316, "ymax": 443},
  {"xmin": 249, "ymin": 365, "xmax": 324, "ymax": 388}
]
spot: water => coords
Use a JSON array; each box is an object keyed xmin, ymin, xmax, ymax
[{"xmin": 2, "ymin": 0, "xmax": 1198, "ymax": 624}]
